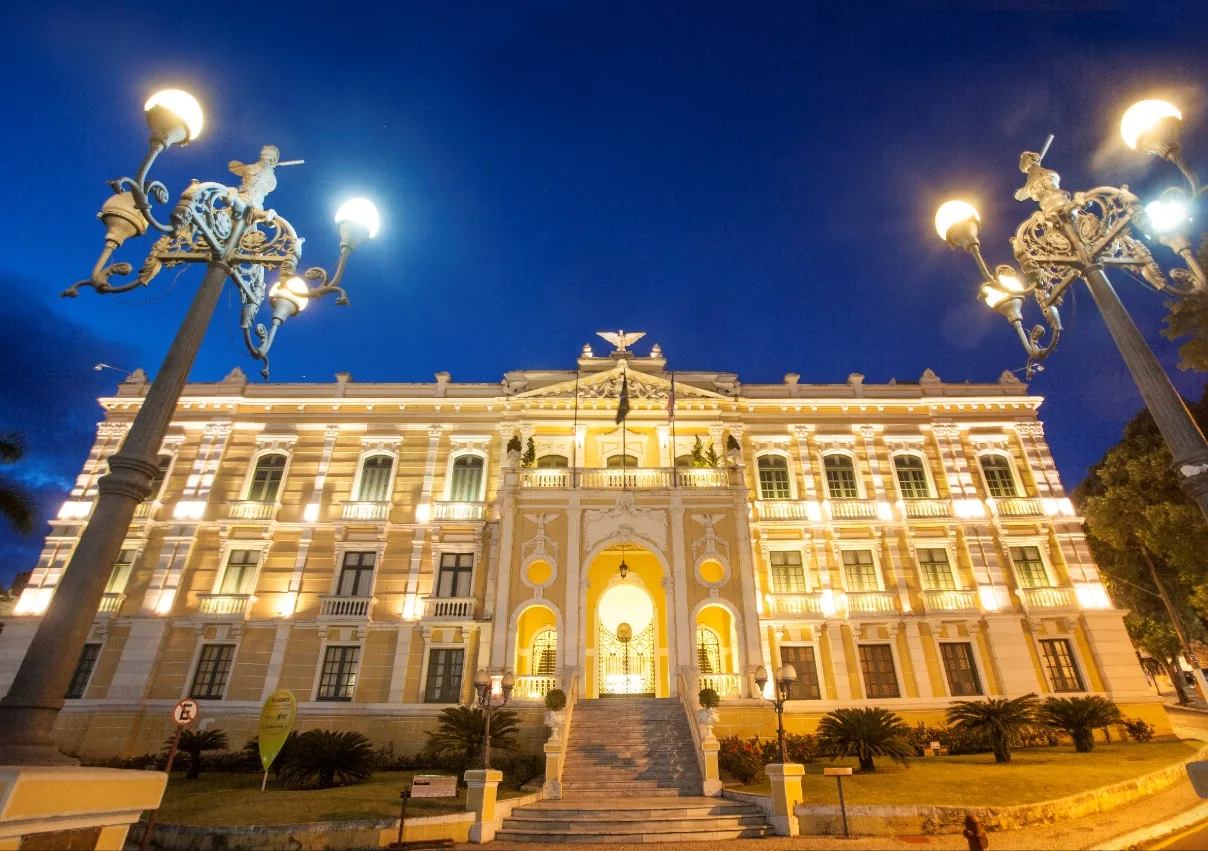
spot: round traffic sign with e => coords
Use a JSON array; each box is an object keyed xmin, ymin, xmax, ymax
[{"xmin": 172, "ymin": 698, "xmax": 199, "ymax": 726}]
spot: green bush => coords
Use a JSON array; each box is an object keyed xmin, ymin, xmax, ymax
[
  {"xmin": 1039, "ymin": 696, "xmax": 1124, "ymax": 753},
  {"xmin": 497, "ymin": 753, "xmax": 546, "ymax": 789},
  {"xmin": 1018, "ymin": 724, "xmax": 1061, "ymax": 748},
  {"xmin": 544, "ymin": 689, "xmax": 567, "ymax": 711},
  {"xmin": 243, "ymin": 732, "xmax": 300, "ymax": 776},
  {"xmin": 77, "ymin": 753, "xmax": 165, "ymax": 771},
  {"xmin": 165, "ymin": 728, "xmax": 228, "ymax": 780},
  {"xmin": 817, "ymin": 707, "xmax": 913, "ymax": 773},
  {"xmin": 945, "ymin": 694, "xmax": 1041, "ymax": 764},
  {"xmin": 422, "ymin": 705, "xmax": 521, "ymax": 784},
  {"xmin": 718, "ymin": 737, "xmax": 766, "ymax": 784},
  {"xmin": 698, "ymin": 688, "xmax": 721, "ymax": 710},
  {"xmin": 1123, "ymin": 717, "xmax": 1156, "ymax": 743},
  {"xmin": 277, "ymin": 730, "xmax": 375, "ymax": 789},
  {"xmin": 374, "ymin": 741, "xmax": 419, "ymax": 771},
  {"xmin": 784, "ymin": 733, "xmax": 820, "ymax": 764}
]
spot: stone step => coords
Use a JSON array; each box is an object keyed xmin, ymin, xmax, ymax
[
  {"xmin": 560, "ymin": 788, "xmax": 686, "ymax": 798},
  {"xmin": 501, "ymin": 814, "xmax": 768, "ymax": 833},
  {"xmin": 514, "ymin": 802, "xmax": 761, "ymax": 820},
  {"xmin": 494, "ymin": 827, "xmax": 771, "ymax": 843}
]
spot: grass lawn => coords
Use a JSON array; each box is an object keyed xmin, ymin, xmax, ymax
[
  {"xmin": 728, "ymin": 740, "xmax": 1204, "ymax": 807},
  {"xmin": 153, "ymin": 771, "xmax": 528, "ymax": 826}
]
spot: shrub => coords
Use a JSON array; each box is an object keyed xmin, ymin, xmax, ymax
[
  {"xmin": 374, "ymin": 741, "xmax": 418, "ymax": 771},
  {"xmin": 785, "ymin": 733, "xmax": 820, "ymax": 764},
  {"xmin": 277, "ymin": 730, "xmax": 375, "ymax": 789},
  {"xmin": 507, "ymin": 434, "xmax": 522, "ymax": 453},
  {"xmin": 1123, "ymin": 717, "xmax": 1156, "ymax": 743},
  {"xmin": 698, "ymin": 688, "xmax": 721, "ymax": 710},
  {"xmin": 1039, "ymin": 696, "xmax": 1124, "ymax": 753},
  {"xmin": 718, "ymin": 737, "xmax": 766, "ymax": 784},
  {"xmin": 78, "ymin": 753, "xmax": 165, "ymax": 770},
  {"xmin": 1018, "ymin": 724, "xmax": 1061, "ymax": 748},
  {"xmin": 497, "ymin": 753, "xmax": 545, "ymax": 789},
  {"xmin": 544, "ymin": 689, "xmax": 567, "ymax": 711},
  {"xmin": 422, "ymin": 705, "xmax": 520, "ymax": 778},
  {"xmin": 243, "ymin": 732, "xmax": 299, "ymax": 776},
  {"xmin": 817, "ymin": 707, "xmax": 913, "ymax": 773},
  {"xmin": 165, "ymin": 728, "xmax": 228, "ymax": 780},
  {"xmin": 945, "ymin": 694, "xmax": 1040, "ymax": 764}
]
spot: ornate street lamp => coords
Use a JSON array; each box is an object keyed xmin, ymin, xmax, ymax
[
  {"xmin": 0, "ymin": 89, "xmax": 380, "ymax": 765},
  {"xmin": 754, "ymin": 664, "xmax": 796, "ymax": 764},
  {"xmin": 473, "ymin": 669, "xmax": 515, "ymax": 770},
  {"xmin": 936, "ymin": 98, "xmax": 1208, "ymax": 523}
]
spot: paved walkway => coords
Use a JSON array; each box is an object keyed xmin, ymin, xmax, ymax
[{"xmin": 473, "ymin": 709, "xmax": 1208, "ymax": 850}]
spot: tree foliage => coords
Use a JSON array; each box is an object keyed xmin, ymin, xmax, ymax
[
  {"xmin": 277, "ymin": 730, "xmax": 375, "ymax": 789},
  {"xmin": 0, "ymin": 432, "xmax": 34, "ymax": 534},
  {"xmin": 816, "ymin": 707, "xmax": 913, "ymax": 772},
  {"xmin": 1038, "ymin": 696, "xmax": 1123, "ymax": 753},
  {"xmin": 1162, "ymin": 239, "xmax": 1208, "ymax": 371},
  {"xmin": 945, "ymin": 694, "xmax": 1040, "ymax": 764},
  {"xmin": 422, "ymin": 705, "xmax": 520, "ymax": 772},
  {"xmin": 166, "ymin": 728, "xmax": 228, "ymax": 780},
  {"xmin": 689, "ymin": 436, "xmax": 720, "ymax": 468}
]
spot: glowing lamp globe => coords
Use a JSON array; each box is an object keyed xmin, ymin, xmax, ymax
[
  {"xmin": 1145, "ymin": 198, "xmax": 1190, "ymax": 234},
  {"xmin": 335, "ymin": 197, "xmax": 380, "ymax": 246},
  {"xmin": 997, "ymin": 272, "xmax": 1025, "ymax": 293},
  {"xmin": 982, "ymin": 285, "xmax": 1010, "ymax": 308},
  {"xmin": 935, "ymin": 200, "xmax": 980, "ymax": 247},
  {"xmin": 144, "ymin": 89, "xmax": 203, "ymax": 145},
  {"xmin": 270, "ymin": 276, "xmax": 310, "ymax": 312},
  {"xmin": 1120, "ymin": 99, "xmax": 1181, "ymax": 153}
]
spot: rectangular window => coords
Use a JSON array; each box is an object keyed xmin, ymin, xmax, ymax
[
  {"xmin": 780, "ymin": 645, "xmax": 822, "ymax": 700},
  {"xmin": 317, "ymin": 645, "xmax": 360, "ymax": 700},
  {"xmin": 981, "ymin": 456, "xmax": 1019, "ymax": 498},
  {"xmin": 218, "ymin": 549, "xmax": 260, "ymax": 595},
  {"xmin": 448, "ymin": 457, "xmax": 485, "ymax": 503},
  {"xmin": 1010, "ymin": 546, "xmax": 1052, "ymax": 588},
  {"xmin": 842, "ymin": 550, "xmax": 879, "ymax": 592},
  {"xmin": 338, "ymin": 551, "xmax": 377, "ymax": 597},
  {"xmin": 425, "ymin": 648, "xmax": 465, "ymax": 703},
  {"xmin": 65, "ymin": 643, "xmax": 102, "ymax": 699},
  {"xmin": 917, "ymin": 548, "xmax": 956, "ymax": 591},
  {"xmin": 105, "ymin": 549, "xmax": 136, "ymax": 595},
  {"xmin": 437, "ymin": 553, "xmax": 474, "ymax": 598},
  {"xmin": 769, "ymin": 551, "xmax": 806, "ymax": 594},
  {"xmin": 858, "ymin": 644, "xmax": 900, "ymax": 699},
  {"xmin": 757, "ymin": 457, "xmax": 792, "ymax": 500},
  {"xmin": 247, "ymin": 454, "xmax": 286, "ymax": 502},
  {"xmin": 356, "ymin": 455, "xmax": 393, "ymax": 502},
  {"xmin": 1039, "ymin": 639, "xmax": 1085, "ymax": 693},
  {"xmin": 940, "ymin": 643, "xmax": 983, "ymax": 696},
  {"xmin": 190, "ymin": 644, "xmax": 236, "ymax": 700}
]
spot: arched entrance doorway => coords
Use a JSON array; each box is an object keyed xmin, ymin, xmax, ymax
[{"xmin": 584, "ymin": 543, "xmax": 670, "ymax": 698}]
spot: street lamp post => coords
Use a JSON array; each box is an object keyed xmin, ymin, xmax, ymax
[
  {"xmin": 754, "ymin": 664, "xmax": 796, "ymax": 764},
  {"xmin": 936, "ymin": 98, "xmax": 1208, "ymax": 524},
  {"xmin": 473, "ymin": 670, "xmax": 515, "ymax": 770},
  {"xmin": 0, "ymin": 90, "xmax": 380, "ymax": 765}
]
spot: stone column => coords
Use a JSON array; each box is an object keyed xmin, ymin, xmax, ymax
[
  {"xmin": 982, "ymin": 615, "xmax": 1043, "ymax": 695},
  {"xmin": 903, "ymin": 620, "xmax": 934, "ymax": 699},
  {"xmin": 764, "ymin": 763, "xmax": 805, "ymax": 836},
  {"xmin": 563, "ymin": 497, "xmax": 583, "ymax": 694},
  {"xmin": 489, "ymin": 490, "xmax": 518, "ymax": 668},
  {"xmin": 824, "ymin": 622, "xmax": 852, "ymax": 701},
  {"xmin": 403, "ymin": 426, "xmax": 442, "ymax": 619},
  {"xmin": 465, "ymin": 769, "xmax": 503, "ymax": 843},
  {"xmin": 669, "ymin": 497, "xmax": 691, "ymax": 689}
]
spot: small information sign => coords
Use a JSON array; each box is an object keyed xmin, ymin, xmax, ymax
[
  {"xmin": 823, "ymin": 767, "xmax": 853, "ymax": 777},
  {"xmin": 172, "ymin": 698, "xmax": 199, "ymax": 726},
  {"xmin": 410, "ymin": 775, "xmax": 458, "ymax": 798}
]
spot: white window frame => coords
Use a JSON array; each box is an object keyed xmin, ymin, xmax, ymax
[
  {"xmin": 912, "ymin": 538, "xmax": 962, "ymax": 591},
  {"xmin": 239, "ymin": 446, "xmax": 294, "ymax": 503},
  {"xmin": 184, "ymin": 639, "xmax": 241, "ymax": 701},
  {"xmin": 443, "ymin": 449, "xmax": 489, "ymax": 503},
  {"xmin": 420, "ymin": 642, "xmax": 469, "ymax": 704},
  {"xmin": 211, "ymin": 540, "xmax": 270, "ymax": 596},
  {"xmin": 889, "ymin": 450, "xmax": 937, "ymax": 500},
  {"xmin": 331, "ymin": 541, "xmax": 386, "ymax": 597},
  {"xmin": 351, "ymin": 446, "xmax": 399, "ymax": 503},
  {"xmin": 533, "ymin": 435, "xmax": 574, "ymax": 465},
  {"xmin": 821, "ymin": 450, "xmax": 865, "ymax": 499},
  {"xmin": 149, "ymin": 439, "xmax": 185, "ymax": 503},
  {"xmin": 755, "ymin": 450, "xmax": 797, "ymax": 500},
  {"xmin": 936, "ymin": 637, "xmax": 987, "ymax": 698},
  {"xmin": 856, "ymin": 638, "xmax": 904, "ymax": 700},
  {"xmin": 766, "ymin": 546, "xmax": 811, "ymax": 594},
  {"xmin": 1035, "ymin": 632, "xmax": 1090, "ymax": 695},
  {"xmin": 1005, "ymin": 537, "xmax": 1057, "ymax": 589},
  {"xmin": 66, "ymin": 640, "xmax": 105, "ymax": 700},
  {"xmin": 431, "ymin": 544, "xmax": 478, "ymax": 599},
  {"xmin": 105, "ymin": 542, "xmax": 144, "ymax": 595},
  {"xmin": 835, "ymin": 542, "xmax": 886, "ymax": 592},
  {"xmin": 313, "ymin": 634, "xmax": 365, "ymax": 702},
  {"xmin": 778, "ymin": 640, "xmax": 824, "ymax": 702},
  {"xmin": 975, "ymin": 449, "xmax": 1024, "ymax": 499},
  {"xmin": 597, "ymin": 428, "xmax": 647, "ymax": 468}
]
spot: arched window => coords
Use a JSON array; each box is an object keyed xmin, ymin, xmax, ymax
[
  {"xmin": 893, "ymin": 455, "xmax": 931, "ymax": 499},
  {"xmin": 148, "ymin": 453, "xmax": 173, "ymax": 500},
  {"xmin": 980, "ymin": 454, "xmax": 1018, "ymax": 498},
  {"xmin": 532, "ymin": 629, "xmax": 558, "ymax": 675},
  {"xmin": 757, "ymin": 455, "xmax": 792, "ymax": 500},
  {"xmin": 823, "ymin": 454, "xmax": 859, "ymax": 499},
  {"xmin": 606, "ymin": 454, "xmax": 639, "ymax": 468},
  {"xmin": 247, "ymin": 453, "xmax": 287, "ymax": 502},
  {"xmin": 356, "ymin": 454, "xmax": 394, "ymax": 502},
  {"xmin": 537, "ymin": 454, "xmax": 569, "ymax": 468},
  {"xmin": 448, "ymin": 455, "xmax": 485, "ymax": 502},
  {"xmin": 674, "ymin": 453, "xmax": 694, "ymax": 468},
  {"xmin": 696, "ymin": 627, "xmax": 721, "ymax": 674}
]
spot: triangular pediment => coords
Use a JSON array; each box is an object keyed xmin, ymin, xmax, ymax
[{"xmin": 514, "ymin": 364, "xmax": 727, "ymax": 402}]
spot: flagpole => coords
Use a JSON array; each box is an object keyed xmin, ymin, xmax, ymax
[
  {"xmin": 669, "ymin": 371, "xmax": 677, "ymax": 488},
  {"xmin": 572, "ymin": 369, "xmax": 580, "ymax": 489}
]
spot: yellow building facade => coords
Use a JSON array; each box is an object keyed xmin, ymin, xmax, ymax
[{"xmin": 0, "ymin": 334, "xmax": 1170, "ymax": 757}]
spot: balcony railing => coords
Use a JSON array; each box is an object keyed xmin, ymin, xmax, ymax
[
  {"xmin": 902, "ymin": 498, "xmax": 952, "ymax": 519},
  {"xmin": 423, "ymin": 597, "xmax": 475, "ymax": 620},
  {"xmin": 765, "ymin": 592, "xmax": 826, "ymax": 617},
  {"xmin": 514, "ymin": 675, "xmax": 558, "ymax": 700},
  {"xmin": 432, "ymin": 501, "xmax": 485, "ymax": 521},
  {"xmin": 319, "ymin": 595, "xmax": 374, "ymax": 619},
  {"xmin": 697, "ymin": 672, "xmax": 741, "ymax": 698},
  {"xmin": 517, "ymin": 467, "xmax": 728, "ymax": 489},
  {"xmin": 825, "ymin": 499, "xmax": 880, "ymax": 520},
  {"xmin": 133, "ymin": 501, "xmax": 158, "ymax": 520},
  {"xmin": 842, "ymin": 591, "xmax": 898, "ymax": 614},
  {"xmin": 756, "ymin": 500, "xmax": 820, "ymax": 522},
  {"xmin": 992, "ymin": 497, "xmax": 1046, "ymax": 517},
  {"xmin": 341, "ymin": 501, "xmax": 390, "ymax": 521},
  {"xmin": 197, "ymin": 593, "xmax": 254, "ymax": 617},
  {"xmin": 226, "ymin": 500, "xmax": 277, "ymax": 521},
  {"xmin": 1017, "ymin": 586, "xmax": 1078, "ymax": 609},
  {"xmin": 97, "ymin": 592, "xmax": 125, "ymax": 616},
  {"xmin": 921, "ymin": 589, "xmax": 979, "ymax": 613}
]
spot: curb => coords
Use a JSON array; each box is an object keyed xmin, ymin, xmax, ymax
[{"xmin": 1090, "ymin": 800, "xmax": 1208, "ymax": 850}]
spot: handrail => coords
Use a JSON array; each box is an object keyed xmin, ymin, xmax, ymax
[
  {"xmin": 678, "ymin": 667, "xmax": 708, "ymax": 795},
  {"xmin": 554, "ymin": 671, "xmax": 578, "ymax": 792}
]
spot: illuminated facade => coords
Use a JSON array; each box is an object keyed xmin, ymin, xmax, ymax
[{"xmin": 0, "ymin": 334, "xmax": 1169, "ymax": 757}]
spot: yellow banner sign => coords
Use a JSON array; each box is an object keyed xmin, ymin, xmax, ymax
[{"xmin": 258, "ymin": 689, "xmax": 297, "ymax": 772}]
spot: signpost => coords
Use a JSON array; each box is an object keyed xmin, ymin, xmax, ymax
[
  {"xmin": 823, "ymin": 766, "xmax": 852, "ymax": 838},
  {"xmin": 140, "ymin": 699, "xmax": 199, "ymax": 851},
  {"xmin": 257, "ymin": 689, "xmax": 297, "ymax": 790},
  {"xmin": 387, "ymin": 776, "xmax": 457, "ymax": 849}
]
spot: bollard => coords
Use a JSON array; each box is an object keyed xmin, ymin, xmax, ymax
[{"xmin": 963, "ymin": 814, "xmax": 989, "ymax": 851}]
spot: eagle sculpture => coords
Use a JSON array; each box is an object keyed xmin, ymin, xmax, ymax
[{"xmin": 596, "ymin": 330, "xmax": 645, "ymax": 353}]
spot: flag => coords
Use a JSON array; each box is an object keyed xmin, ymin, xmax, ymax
[
  {"xmin": 667, "ymin": 372, "xmax": 675, "ymax": 420},
  {"xmin": 616, "ymin": 373, "xmax": 630, "ymax": 424}
]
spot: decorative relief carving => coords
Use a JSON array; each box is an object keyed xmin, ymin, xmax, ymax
[
  {"xmin": 1012, "ymin": 422, "xmax": 1046, "ymax": 437},
  {"xmin": 583, "ymin": 500, "xmax": 668, "ymax": 553},
  {"xmin": 521, "ymin": 512, "xmax": 559, "ymax": 569},
  {"xmin": 690, "ymin": 513, "xmax": 730, "ymax": 565},
  {"xmin": 931, "ymin": 424, "xmax": 961, "ymax": 439}
]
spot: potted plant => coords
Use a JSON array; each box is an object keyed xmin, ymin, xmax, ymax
[
  {"xmin": 506, "ymin": 433, "xmax": 523, "ymax": 466},
  {"xmin": 522, "ymin": 437, "xmax": 537, "ymax": 468},
  {"xmin": 544, "ymin": 689, "xmax": 567, "ymax": 736},
  {"xmin": 725, "ymin": 434, "xmax": 743, "ymax": 466},
  {"xmin": 697, "ymin": 687, "xmax": 721, "ymax": 732}
]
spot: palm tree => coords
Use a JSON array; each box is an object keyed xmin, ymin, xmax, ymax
[
  {"xmin": 423, "ymin": 705, "xmax": 520, "ymax": 774},
  {"xmin": 946, "ymin": 694, "xmax": 1040, "ymax": 763},
  {"xmin": 0, "ymin": 433, "xmax": 34, "ymax": 534},
  {"xmin": 166, "ymin": 728, "xmax": 228, "ymax": 780},
  {"xmin": 816, "ymin": 707, "xmax": 913, "ymax": 772},
  {"xmin": 277, "ymin": 729, "xmax": 375, "ymax": 789},
  {"xmin": 1038, "ymin": 696, "xmax": 1124, "ymax": 753}
]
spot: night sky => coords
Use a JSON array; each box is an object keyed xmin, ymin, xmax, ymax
[{"xmin": 2, "ymin": 2, "xmax": 1207, "ymax": 583}]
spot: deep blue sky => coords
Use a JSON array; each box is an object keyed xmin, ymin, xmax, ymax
[{"xmin": 2, "ymin": 2, "xmax": 1207, "ymax": 583}]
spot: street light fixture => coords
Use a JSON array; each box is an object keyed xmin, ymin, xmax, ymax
[
  {"xmin": 754, "ymin": 664, "xmax": 796, "ymax": 764},
  {"xmin": 0, "ymin": 89, "xmax": 379, "ymax": 765},
  {"xmin": 936, "ymin": 98, "xmax": 1208, "ymax": 523},
  {"xmin": 473, "ymin": 669, "xmax": 515, "ymax": 770}
]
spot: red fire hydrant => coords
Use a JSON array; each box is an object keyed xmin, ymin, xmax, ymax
[{"xmin": 963, "ymin": 814, "xmax": 989, "ymax": 851}]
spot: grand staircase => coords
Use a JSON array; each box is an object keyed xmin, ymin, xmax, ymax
[{"xmin": 495, "ymin": 698, "xmax": 771, "ymax": 843}]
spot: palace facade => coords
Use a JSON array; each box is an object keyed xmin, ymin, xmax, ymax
[{"xmin": 0, "ymin": 334, "xmax": 1169, "ymax": 757}]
